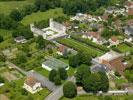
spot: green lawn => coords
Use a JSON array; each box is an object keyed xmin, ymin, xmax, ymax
[
  {"xmin": 21, "ymin": 8, "xmax": 66, "ymax": 25},
  {"xmin": 116, "ymin": 43, "xmax": 133, "ymax": 53},
  {"xmin": 0, "ymin": 29, "xmax": 12, "ymax": 39},
  {"xmin": 58, "ymin": 38, "xmax": 103, "ymax": 57},
  {"xmin": 0, "ymin": 78, "xmax": 50, "ymax": 100},
  {"xmin": 61, "ymin": 95, "xmax": 133, "ymax": 100},
  {"xmin": 0, "ymin": 0, "xmax": 34, "ymax": 15}
]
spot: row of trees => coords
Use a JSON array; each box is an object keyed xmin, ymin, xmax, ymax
[
  {"xmin": 34, "ymin": 0, "xmax": 120, "ymax": 15},
  {"xmin": 0, "ymin": 14, "xmax": 18, "ymax": 30},
  {"xmin": 49, "ymin": 68, "xmax": 68, "ymax": 85},
  {"xmin": 12, "ymin": 25, "xmax": 33, "ymax": 39}
]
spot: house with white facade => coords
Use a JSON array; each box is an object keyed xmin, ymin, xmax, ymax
[
  {"xmin": 30, "ymin": 18, "xmax": 68, "ymax": 40},
  {"xmin": 23, "ymin": 76, "xmax": 42, "ymax": 94},
  {"xmin": 109, "ymin": 36, "xmax": 120, "ymax": 46}
]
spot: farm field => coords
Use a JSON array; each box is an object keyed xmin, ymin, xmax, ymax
[
  {"xmin": 58, "ymin": 38, "xmax": 103, "ymax": 57},
  {"xmin": 21, "ymin": 8, "xmax": 66, "ymax": 25},
  {"xmin": 0, "ymin": 0, "xmax": 34, "ymax": 15}
]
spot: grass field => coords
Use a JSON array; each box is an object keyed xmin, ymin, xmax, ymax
[
  {"xmin": 0, "ymin": 0, "xmax": 34, "ymax": 15},
  {"xmin": 61, "ymin": 94, "xmax": 133, "ymax": 100},
  {"xmin": 116, "ymin": 43, "xmax": 133, "ymax": 53},
  {"xmin": 58, "ymin": 38, "xmax": 103, "ymax": 57},
  {"xmin": 21, "ymin": 8, "xmax": 66, "ymax": 25},
  {"xmin": 0, "ymin": 29, "xmax": 12, "ymax": 39}
]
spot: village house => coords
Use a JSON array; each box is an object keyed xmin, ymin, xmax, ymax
[
  {"xmin": 109, "ymin": 36, "xmax": 120, "ymax": 46},
  {"xmin": 14, "ymin": 36, "xmax": 27, "ymax": 44},
  {"xmin": 90, "ymin": 64, "xmax": 110, "ymax": 73},
  {"xmin": 93, "ymin": 51, "xmax": 126, "ymax": 74},
  {"xmin": 82, "ymin": 31, "xmax": 105, "ymax": 44},
  {"xmin": 57, "ymin": 45, "xmax": 68, "ymax": 56},
  {"xmin": 125, "ymin": 1, "xmax": 133, "ymax": 15},
  {"xmin": 124, "ymin": 25, "xmax": 133, "ymax": 37},
  {"xmin": 23, "ymin": 76, "xmax": 42, "ymax": 94}
]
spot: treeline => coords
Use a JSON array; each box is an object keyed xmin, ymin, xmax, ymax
[
  {"xmin": 0, "ymin": 14, "xmax": 18, "ymax": 30},
  {"xmin": 71, "ymin": 34, "xmax": 109, "ymax": 52},
  {"xmin": 0, "ymin": 0, "xmax": 25, "ymax": 1},
  {"xmin": 34, "ymin": 0, "xmax": 121, "ymax": 15}
]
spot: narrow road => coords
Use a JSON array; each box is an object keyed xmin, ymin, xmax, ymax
[
  {"xmin": 45, "ymin": 76, "xmax": 75, "ymax": 100},
  {"xmin": 6, "ymin": 61, "xmax": 28, "ymax": 75}
]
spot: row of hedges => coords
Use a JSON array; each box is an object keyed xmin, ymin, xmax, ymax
[
  {"xmin": 71, "ymin": 35, "xmax": 109, "ymax": 52},
  {"xmin": 57, "ymin": 38, "xmax": 103, "ymax": 57}
]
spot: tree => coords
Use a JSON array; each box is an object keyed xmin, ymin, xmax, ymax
[
  {"xmin": 0, "ymin": 53, "xmax": 6, "ymax": 62},
  {"xmin": 0, "ymin": 35, "xmax": 4, "ymax": 43},
  {"xmin": 36, "ymin": 36, "xmax": 46, "ymax": 49},
  {"xmin": 58, "ymin": 67, "xmax": 68, "ymax": 80},
  {"xmin": 75, "ymin": 64, "xmax": 91, "ymax": 85},
  {"xmin": 49, "ymin": 69, "xmax": 57, "ymax": 82},
  {"xmin": 69, "ymin": 54, "xmax": 80, "ymax": 67},
  {"xmin": 54, "ymin": 75, "xmax": 61, "ymax": 85},
  {"xmin": 10, "ymin": 9, "xmax": 23, "ymax": 21},
  {"xmin": 21, "ymin": 88, "xmax": 28, "ymax": 95},
  {"xmin": 82, "ymin": 72, "xmax": 109, "ymax": 93},
  {"xmin": 63, "ymin": 81, "xmax": 77, "ymax": 98},
  {"xmin": 16, "ymin": 52, "xmax": 27, "ymax": 64},
  {"xmin": 0, "ymin": 76, "xmax": 4, "ymax": 83}
]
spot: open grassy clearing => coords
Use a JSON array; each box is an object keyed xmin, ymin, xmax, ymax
[
  {"xmin": 61, "ymin": 94, "xmax": 133, "ymax": 100},
  {"xmin": 116, "ymin": 43, "xmax": 133, "ymax": 53},
  {"xmin": 58, "ymin": 38, "xmax": 103, "ymax": 57},
  {"xmin": 0, "ymin": 0, "xmax": 34, "ymax": 15},
  {"xmin": 21, "ymin": 8, "xmax": 66, "ymax": 25}
]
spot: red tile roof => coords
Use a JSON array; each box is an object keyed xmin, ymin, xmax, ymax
[
  {"xmin": 128, "ymin": 8, "xmax": 133, "ymax": 15},
  {"xmin": 58, "ymin": 45, "xmax": 67, "ymax": 53},
  {"xmin": 111, "ymin": 36, "xmax": 118, "ymax": 42},
  {"xmin": 25, "ymin": 76, "xmax": 40, "ymax": 87},
  {"xmin": 86, "ymin": 32, "xmax": 101, "ymax": 40}
]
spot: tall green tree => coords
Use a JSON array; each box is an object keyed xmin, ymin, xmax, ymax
[
  {"xmin": 49, "ymin": 69, "xmax": 57, "ymax": 82},
  {"xmin": 75, "ymin": 64, "xmax": 91, "ymax": 85},
  {"xmin": 54, "ymin": 75, "xmax": 61, "ymax": 85},
  {"xmin": 63, "ymin": 81, "xmax": 77, "ymax": 98},
  {"xmin": 10, "ymin": 9, "xmax": 23, "ymax": 21},
  {"xmin": 58, "ymin": 67, "xmax": 68, "ymax": 80}
]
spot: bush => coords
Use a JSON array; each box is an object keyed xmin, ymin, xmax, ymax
[
  {"xmin": 63, "ymin": 81, "xmax": 77, "ymax": 98},
  {"xmin": 0, "ymin": 35, "xmax": 4, "ymax": 43}
]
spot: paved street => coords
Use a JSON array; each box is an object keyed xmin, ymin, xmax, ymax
[
  {"xmin": 27, "ymin": 71, "xmax": 58, "ymax": 91},
  {"xmin": 45, "ymin": 76, "xmax": 75, "ymax": 100}
]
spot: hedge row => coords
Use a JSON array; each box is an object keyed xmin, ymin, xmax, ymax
[{"xmin": 71, "ymin": 35, "xmax": 109, "ymax": 52}]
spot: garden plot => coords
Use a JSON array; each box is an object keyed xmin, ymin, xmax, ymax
[
  {"xmin": 1, "ymin": 72, "xmax": 18, "ymax": 82},
  {"xmin": 0, "ymin": 69, "xmax": 23, "ymax": 82}
]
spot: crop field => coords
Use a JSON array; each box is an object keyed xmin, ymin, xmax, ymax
[
  {"xmin": 58, "ymin": 38, "xmax": 103, "ymax": 57},
  {"xmin": 0, "ymin": 0, "xmax": 34, "ymax": 15}
]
